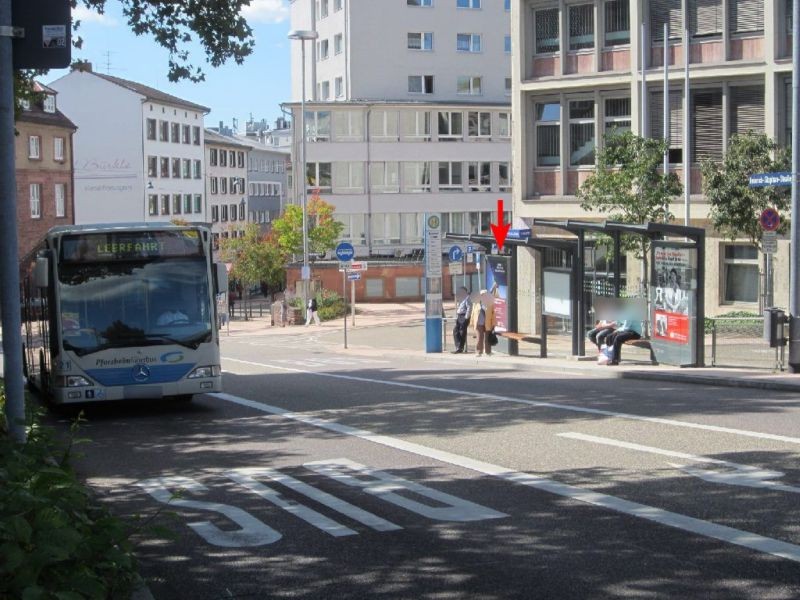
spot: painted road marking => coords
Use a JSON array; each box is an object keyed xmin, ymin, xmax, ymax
[
  {"xmin": 222, "ymin": 357, "xmax": 800, "ymax": 446},
  {"xmin": 558, "ymin": 432, "xmax": 800, "ymax": 494},
  {"xmin": 138, "ymin": 462, "xmax": 503, "ymax": 548},
  {"xmin": 226, "ymin": 467, "xmax": 401, "ymax": 533},
  {"xmin": 212, "ymin": 390, "xmax": 800, "ymax": 563}
]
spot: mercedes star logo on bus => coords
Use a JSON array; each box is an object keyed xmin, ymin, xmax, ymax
[{"xmin": 132, "ymin": 364, "xmax": 151, "ymax": 382}]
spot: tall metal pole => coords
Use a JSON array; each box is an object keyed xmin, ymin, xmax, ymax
[
  {"xmin": 0, "ymin": 0, "xmax": 26, "ymax": 442},
  {"xmin": 683, "ymin": 28, "xmax": 690, "ymax": 227},
  {"xmin": 300, "ymin": 40, "xmax": 309, "ymax": 307},
  {"xmin": 789, "ymin": 0, "xmax": 800, "ymax": 372},
  {"xmin": 640, "ymin": 24, "xmax": 647, "ymax": 136},
  {"xmin": 663, "ymin": 23, "xmax": 669, "ymax": 221}
]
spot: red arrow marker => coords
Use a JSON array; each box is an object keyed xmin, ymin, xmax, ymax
[{"xmin": 490, "ymin": 199, "xmax": 511, "ymax": 251}]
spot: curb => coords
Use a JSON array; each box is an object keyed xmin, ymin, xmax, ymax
[{"xmin": 618, "ymin": 370, "xmax": 800, "ymax": 393}]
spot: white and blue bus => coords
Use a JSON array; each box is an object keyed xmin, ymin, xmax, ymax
[{"xmin": 21, "ymin": 223, "xmax": 227, "ymax": 404}]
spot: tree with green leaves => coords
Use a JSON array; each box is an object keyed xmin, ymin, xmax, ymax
[
  {"xmin": 271, "ymin": 197, "xmax": 345, "ymax": 260},
  {"xmin": 701, "ymin": 132, "xmax": 791, "ymax": 249},
  {"xmin": 218, "ymin": 224, "xmax": 285, "ymax": 316},
  {"xmin": 577, "ymin": 131, "xmax": 683, "ymax": 289}
]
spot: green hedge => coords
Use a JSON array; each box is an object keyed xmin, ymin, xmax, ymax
[
  {"xmin": 0, "ymin": 387, "xmax": 140, "ymax": 599},
  {"xmin": 703, "ymin": 311, "xmax": 761, "ymax": 334},
  {"xmin": 289, "ymin": 290, "xmax": 345, "ymax": 321}
]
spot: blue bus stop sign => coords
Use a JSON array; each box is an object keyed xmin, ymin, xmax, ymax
[
  {"xmin": 335, "ymin": 242, "xmax": 355, "ymax": 261},
  {"xmin": 448, "ymin": 245, "xmax": 463, "ymax": 261}
]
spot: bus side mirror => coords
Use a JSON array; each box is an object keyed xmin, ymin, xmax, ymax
[
  {"xmin": 215, "ymin": 263, "xmax": 228, "ymax": 294},
  {"xmin": 34, "ymin": 257, "xmax": 49, "ymax": 289}
]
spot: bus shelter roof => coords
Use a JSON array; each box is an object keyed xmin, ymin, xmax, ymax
[{"xmin": 532, "ymin": 219, "xmax": 706, "ymax": 241}]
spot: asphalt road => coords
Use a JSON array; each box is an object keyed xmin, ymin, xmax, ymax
[{"xmin": 52, "ymin": 326, "xmax": 800, "ymax": 599}]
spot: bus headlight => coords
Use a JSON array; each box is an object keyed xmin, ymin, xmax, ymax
[
  {"xmin": 187, "ymin": 365, "xmax": 220, "ymax": 379},
  {"xmin": 56, "ymin": 375, "xmax": 92, "ymax": 387}
]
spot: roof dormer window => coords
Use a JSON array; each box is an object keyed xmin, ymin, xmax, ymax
[{"xmin": 43, "ymin": 95, "xmax": 56, "ymax": 113}]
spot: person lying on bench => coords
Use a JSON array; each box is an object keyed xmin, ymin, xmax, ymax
[{"xmin": 606, "ymin": 317, "xmax": 642, "ymax": 366}]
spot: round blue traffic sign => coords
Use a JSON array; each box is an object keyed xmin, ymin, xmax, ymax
[
  {"xmin": 760, "ymin": 208, "xmax": 780, "ymax": 232},
  {"xmin": 448, "ymin": 245, "xmax": 463, "ymax": 261},
  {"xmin": 335, "ymin": 242, "xmax": 355, "ymax": 261}
]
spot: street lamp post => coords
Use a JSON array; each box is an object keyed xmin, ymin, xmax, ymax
[{"xmin": 288, "ymin": 29, "xmax": 318, "ymax": 309}]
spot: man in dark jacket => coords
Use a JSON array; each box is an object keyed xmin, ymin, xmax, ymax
[{"xmin": 305, "ymin": 296, "xmax": 321, "ymax": 326}]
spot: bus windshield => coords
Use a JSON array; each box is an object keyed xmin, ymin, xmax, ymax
[{"xmin": 58, "ymin": 258, "xmax": 213, "ymax": 356}]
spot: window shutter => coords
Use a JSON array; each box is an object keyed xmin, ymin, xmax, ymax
[
  {"xmin": 650, "ymin": 91, "xmax": 683, "ymax": 147},
  {"xmin": 730, "ymin": 85, "xmax": 765, "ymax": 136},
  {"xmin": 690, "ymin": 0, "xmax": 722, "ymax": 36},
  {"xmin": 651, "ymin": 0, "xmax": 681, "ymax": 41},
  {"xmin": 692, "ymin": 90, "xmax": 723, "ymax": 162},
  {"xmin": 730, "ymin": 0, "xmax": 763, "ymax": 33}
]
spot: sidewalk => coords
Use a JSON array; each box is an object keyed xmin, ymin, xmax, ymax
[{"xmin": 225, "ymin": 302, "xmax": 800, "ymax": 393}]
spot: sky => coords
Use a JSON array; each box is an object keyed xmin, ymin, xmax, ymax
[{"xmin": 47, "ymin": 0, "xmax": 293, "ymax": 132}]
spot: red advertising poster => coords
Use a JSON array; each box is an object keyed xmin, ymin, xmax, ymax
[{"xmin": 652, "ymin": 247, "xmax": 691, "ymax": 346}]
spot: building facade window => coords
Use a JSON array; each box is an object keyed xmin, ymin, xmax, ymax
[
  {"xmin": 335, "ymin": 77, "xmax": 343, "ymax": 98},
  {"xmin": 28, "ymin": 135, "xmax": 40, "ymax": 159},
  {"xmin": 371, "ymin": 214, "xmax": 401, "ymax": 244},
  {"xmin": 321, "ymin": 0, "xmax": 328, "ymax": 18},
  {"xmin": 321, "ymin": 80, "xmax": 330, "ymax": 100},
  {"xmin": 569, "ymin": 4, "xmax": 595, "ymax": 50},
  {"xmin": 333, "ymin": 110, "xmax": 365, "ymax": 140},
  {"xmin": 408, "ymin": 32, "xmax": 433, "ymax": 50},
  {"xmin": 173, "ymin": 194, "xmax": 182, "ymax": 215},
  {"xmin": 172, "ymin": 157, "xmax": 181, "ymax": 178},
  {"xmin": 211, "ymin": 177, "xmax": 219, "ymax": 194},
  {"xmin": 211, "ymin": 205, "xmax": 219, "ymax": 222},
  {"xmin": 194, "ymin": 194, "xmax": 202, "ymax": 213},
  {"xmin": 468, "ymin": 111, "xmax": 491, "ymax": 138},
  {"xmin": 401, "ymin": 214, "xmax": 424, "ymax": 245},
  {"xmin": 535, "ymin": 8, "xmax": 560, "ymax": 53},
  {"xmin": 722, "ymin": 245, "xmax": 758, "ymax": 303},
  {"xmin": 43, "ymin": 95, "xmax": 56, "ymax": 113},
  {"xmin": 402, "ymin": 162, "xmax": 431, "ymax": 192},
  {"xmin": 29, "ymin": 184, "xmax": 41, "ymax": 218},
  {"xmin": 468, "ymin": 162, "xmax": 491, "ymax": 191},
  {"xmin": 536, "ymin": 102, "xmax": 561, "ymax": 166},
  {"xmin": 53, "ymin": 137, "xmax": 65, "ymax": 161},
  {"xmin": 182, "ymin": 124, "xmax": 191, "ymax": 144},
  {"xmin": 221, "ymin": 177, "xmax": 228, "ymax": 194},
  {"xmin": 604, "ymin": 0, "xmax": 630, "ymax": 45},
  {"xmin": 184, "ymin": 194, "xmax": 192, "ymax": 214},
  {"xmin": 159, "ymin": 120, "xmax": 169, "ymax": 141},
  {"xmin": 305, "ymin": 110, "xmax": 331, "ymax": 141},
  {"xmin": 370, "ymin": 110, "xmax": 399, "ymax": 139},
  {"xmin": 651, "ymin": 0, "xmax": 682, "ymax": 41},
  {"xmin": 319, "ymin": 39, "xmax": 329, "ymax": 60},
  {"xmin": 438, "ymin": 161, "xmax": 463, "ymax": 191},
  {"xmin": 457, "ymin": 33, "xmax": 481, "ymax": 52},
  {"xmin": 334, "ymin": 0, "xmax": 342, "ymax": 11},
  {"xmin": 335, "ymin": 33, "xmax": 343, "ymax": 54},
  {"xmin": 438, "ymin": 111, "xmax": 463, "ymax": 139},
  {"xmin": 498, "ymin": 162, "xmax": 511, "ymax": 191},
  {"xmin": 307, "ymin": 161, "xmax": 333, "ymax": 192},
  {"xmin": 171, "ymin": 122, "xmax": 180, "ymax": 143},
  {"xmin": 650, "ymin": 90, "xmax": 683, "ymax": 162},
  {"xmin": 182, "ymin": 158, "xmax": 191, "ymax": 179},
  {"xmin": 407, "ymin": 0, "xmax": 432, "ymax": 6},
  {"xmin": 729, "ymin": 0, "xmax": 764, "ymax": 35},
  {"xmin": 729, "ymin": 85, "xmax": 765, "ymax": 137},
  {"xmin": 457, "ymin": 0, "xmax": 480, "ymax": 8},
  {"xmin": 147, "ymin": 118, "xmax": 157, "ymax": 140},
  {"xmin": 160, "ymin": 194, "xmax": 170, "ymax": 215},
  {"xmin": 193, "ymin": 159, "xmax": 202, "ymax": 179},
  {"xmin": 498, "ymin": 112, "xmax": 511, "ymax": 137},
  {"xmin": 221, "ymin": 205, "xmax": 228, "ymax": 221},
  {"xmin": 457, "ymin": 75, "xmax": 482, "ymax": 95},
  {"xmin": 604, "ymin": 97, "xmax": 631, "ymax": 138},
  {"xmin": 401, "ymin": 110, "xmax": 431, "ymax": 140},
  {"xmin": 220, "ymin": 149, "xmax": 228, "ymax": 166},
  {"xmin": 332, "ymin": 161, "xmax": 365, "ymax": 193},
  {"xmin": 148, "ymin": 155, "xmax": 158, "ymax": 178},
  {"xmin": 160, "ymin": 157, "xmax": 170, "ymax": 177},
  {"xmin": 55, "ymin": 183, "xmax": 67, "ymax": 217},
  {"xmin": 149, "ymin": 194, "xmax": 158, "ymax": 216},
  {"xmin": 569, "ymin": 100, "xmax": 595, "ymax": 166},
  {"xmin": 210, "ymin": 148, "xmax": 218, "ymax": 166},
  {"xmin": 369, "ymin": 162, "xmax": 400, "ymax": 193},
  {"xmin": 690, "ymin": 0, "xmax": 723, "ymax": 37},
  {"xmin": 193, "ymin": 126, "xmax": 201, "ymax": 145},
  {"xmin": 692, "ymin": 88, "xmax": 723, "ymax": 162},
  {"xmin": 408, "ymin": 75, "xmax": 434, "ymax": 94},
  {"xmin": 504, "ymin": 34, "xmax": 511, "ymax": 52}
]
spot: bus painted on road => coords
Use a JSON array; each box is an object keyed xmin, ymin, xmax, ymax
[{"xmin": 21, "ymin": 223, "xmax": 226, "ymax": 404}]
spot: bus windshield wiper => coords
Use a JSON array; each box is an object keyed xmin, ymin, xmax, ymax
[{"xmin": 144, "ymin": 331, "xmax": 212, "ymax": 349}]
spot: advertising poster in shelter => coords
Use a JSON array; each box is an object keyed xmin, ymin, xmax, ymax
[
  {"xmin": 485, "ymin": 255, "xmax": 509, "ymax": 333},
  {"xmin": 651, "ymin": 244, "xmax": 697, "ymax": 366}
]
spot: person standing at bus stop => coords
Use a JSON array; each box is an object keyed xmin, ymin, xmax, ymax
[{"xmin": 452, "ymin": 287, "xmax": 471, "ymax": 353}]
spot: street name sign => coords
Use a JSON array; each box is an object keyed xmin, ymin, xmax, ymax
[
  {"xmin": 506, "ymin": 228, "xmax": 532, "ymax": 240},
  {"xmin": 347, "ymin": 272, "xmax": 362, "ymax": 281},
  {"xmin": 749, "ymin": 172, "xmax": 792, "ymax": 188}
]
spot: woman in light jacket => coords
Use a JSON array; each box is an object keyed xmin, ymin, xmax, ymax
[{"xmin": 471, "ymin": 289, "xmax": 497, "ymax": 356}]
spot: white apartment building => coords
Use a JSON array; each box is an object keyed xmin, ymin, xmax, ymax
[
  {"xmin": 49, "ymin": 64, "xmax": 209, "ymax": 224},
  {"xmin": 288, "ymin": 0, "xmax": 513, "ymax": 258},
  {"xmin": 204, "ymin": 130, "xmax": 251, "ymax": 246},
  {"xmin": 511, "ymin": 0, "xmax": 791, "ymax": 324}
]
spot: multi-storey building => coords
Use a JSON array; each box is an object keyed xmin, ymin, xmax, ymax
[
  {"xmin": 288, "ymin": 0, "xmax": 513, "ymax": 261},
  {"xmin": 512, "ymin": 0, "xmax": 791, "ymax": 321},
  {"xmin": 204, "ymin": 130, "xmax": 251, "ymax": 246},
  {"xmin": 15, "ymin": 83, "xmax": 76, "ymax": 260},
  {"xmin": 235, "ymin": 134, "xmax": 290, "ymax": 231},
  {"xmin": 48, "ymin": 63, "xmax": 209, "ymax": 224}
]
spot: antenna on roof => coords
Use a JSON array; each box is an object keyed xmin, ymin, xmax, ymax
[{"xmin": 102, "ymin": 50, "xmax": 124, "ymax": 74}]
